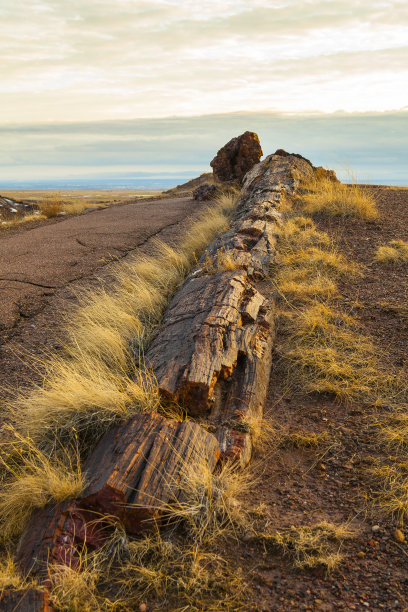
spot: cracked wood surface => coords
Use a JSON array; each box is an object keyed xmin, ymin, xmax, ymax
[
  {"xmin": 16, "ymin": 413, "xmax": 220, "ymax": 579},
  {"xmin": 146, "ymin": 153, "xmax": 315, "ymax": 463},
  {"xmin": 0, "ymin": 196, "xmax": 194, "ymax": 330}
]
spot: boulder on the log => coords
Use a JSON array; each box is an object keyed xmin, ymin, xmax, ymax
[
  {"xmin": 16, "ymin": 413, "xmax": 220, "ymax": 577},
  {"xmin": 193, "ymin": 184, "xmax": 219, "ymax": 201},
  {"xmin": 210, "ymin": 131, "xmax": 263, "ymax": 184},
  {"xmin": 0, "ymin": 589, "xmax": 54, "ymax": 611}
]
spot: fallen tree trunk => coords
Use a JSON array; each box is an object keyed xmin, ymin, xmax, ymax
[
  {"xmin": 147, "ymin": 152, "xmax": 314, "ymax": 462},
  {"xmin": 14, "ymin": 149, "xmax": 318, "ymax": 590}
]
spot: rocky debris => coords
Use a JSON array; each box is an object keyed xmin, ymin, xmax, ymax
[
  {"xmin": 210, "ymin": 131, "xmax": 263, "ymax": 184},
  {"xmin": 193, "ymin": 184, "xmax": 219, "ymax": 201},
  {"xmin": 393, "ymin": 528, "xmax": 405, "ymax": 543},
  {"xmin": 0, "ymin": 195, "xmax": 35, "ymax": 220}
]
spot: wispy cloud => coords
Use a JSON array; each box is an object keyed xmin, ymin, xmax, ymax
[
  {"xmin": 1, "ymin": 111, "xmax": 406, "ymax": 184},
  {"xmin": 1, "ymin": 1, "xmax": 407, "ymax": 121}
]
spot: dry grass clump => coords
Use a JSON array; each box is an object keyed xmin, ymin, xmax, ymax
[
  {"xmin": 37, "ymin": 194, "xmax": 64, "ymax": 218},
  {"xmin": 0, "ymin": 555, "xmax": 26, "ymax": 591},
  {"xmin": 202, "ymin": 247, "xmax": 242, "ymax": 274},
  {"xmin": 260, "ymin": 521, "xmax": 355, "ymax": 571},
  {"xmin": 0, "ymin": 191, "xmax": 239, "ymax": 542},
  {"xmin": 368, "ymin": 462, "xmax": 408, "ymax": 519},
  {"xmin": 0, "ymin": 426, "xmax": 84, "ymax": 539},
  {"xmin": 300, "ymin": 176, "xmax": 378, "ymax": 219},
  {"xmin": 375, "ymin": 240, "xmax": 408, "ymax": 265}
]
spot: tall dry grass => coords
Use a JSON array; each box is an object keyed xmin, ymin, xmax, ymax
[
  {"xmin": 0, "ymin": 191, "xmax": 240, "ymax": 540},
  {"xmin": 300, "ymin": 175, "xmax": 378, "ymax": 219}
]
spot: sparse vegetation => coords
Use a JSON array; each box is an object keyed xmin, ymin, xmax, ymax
[
  {"xmin": 274, "ymin": 190, "xmax": 408, "ymax": 523},
  {"xmin": 300, "ymin": 175, "xmax": 378, "ymax": 219},
  {"xmin": 258, "ymin": 521, "xmax": 356, "ymax": 571},
  {"xmin": 375, "ymin": 239, "xmax": 408, "ymax": 264}
]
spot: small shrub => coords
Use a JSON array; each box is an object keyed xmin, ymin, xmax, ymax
[{"xmin": 37, "ymin": 194, "xmax": 64, "ymax": 217}]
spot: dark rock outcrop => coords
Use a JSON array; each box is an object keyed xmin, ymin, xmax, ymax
[
  {"xmin": 193, "ymin": 184, "xmax": 219, "ymax": 201},
  {"xmin": 0, "ymin": 195, "xmax": 34, "ymax": 220},
  {"xmin": 210, "ymin": 131, "xmax": 263, "ymax": 184}
]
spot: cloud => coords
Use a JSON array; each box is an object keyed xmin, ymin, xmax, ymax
[
  {"xmin": 0, "ymin": 1, "xmax": 407, "ymax": 121},
  {"xmin": 0, "ymin": 111, "xmax": 407, "ymax": 185}
]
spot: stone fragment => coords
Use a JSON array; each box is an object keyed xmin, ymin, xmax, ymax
[
  {"xmin": 210, "ymin": 131, "xmax": 263, "ymax": 184},
  {"xmin": 193, "ymin": 184, "xmax": 219, "ymax": 201},
  {"xmin": 393, "ymin": 528, "xmax": 405, "ymax": 543}
]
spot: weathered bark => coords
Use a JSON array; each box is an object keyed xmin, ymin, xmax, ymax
[
  {"xmin": 146, "ymin": 153, "xmax": 314, "ymax": 462},
  {"xmin": 0, "ymin": 589, "xmax": 54, "ymax": 611},
  {"xmin": 16, "ymin": 413, "xmax": 220, "ymax": 578},
  {"xmin": 81, "ymin": 412, "xmax": 220, "ymax": 533}
]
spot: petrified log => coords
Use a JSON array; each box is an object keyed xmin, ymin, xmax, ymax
[
  {"xmin": 210, "ymin": 131, "xmax": 263, "ymax": 184},
  {"xmin": 16, "ymin": 413, "xmax": 220, "ymax": 578},
  {"xmin": 81, "ymin": 412, "xmax": 220, "ymax": 533},
  {"xmin": 146, "ymin": 153, "xmax": 317, "ymax": 463},
  {"xmin": 0, "ymin": 589, "xmax": 54, "ymax": 611},
  {"xmin": 146, "ymin": 271, "xmax": 274, "ymax": 464},
  {"xmin": 15, "ymin": 500, "xmax": 108, "ymax": 579}
]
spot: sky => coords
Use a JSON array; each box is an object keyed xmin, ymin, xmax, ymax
[{"xmin": 1, "ymin": 1, "xmax": 407, "ymax": 185}]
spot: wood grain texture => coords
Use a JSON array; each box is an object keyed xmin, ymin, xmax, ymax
[
  {"xmin": 81, "ymin": 412, "xmax": 220, "ymax": 533},
  {"xmin": 0, "ymin": 589, "xmax": 54, "ymax": 611}
]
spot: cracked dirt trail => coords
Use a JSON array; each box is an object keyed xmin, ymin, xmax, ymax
[{"xmin": 0, "ymin": 197, "xmax": 195, "ymax": 330}]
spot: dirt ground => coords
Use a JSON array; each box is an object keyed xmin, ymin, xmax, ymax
[
  {"xmin": 218, "ymin": 186, "xmax": 408, "ymax": 611},
  {"xmin": 1, "ymin": 187, "xmax": 408, "ymax": 610}
]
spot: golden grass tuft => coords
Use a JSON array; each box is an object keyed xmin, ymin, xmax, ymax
[
  {"xmin": 375, "ymin": 240, "xmax": 408, "ymax": 265},
  {"xmin": 0, "ymin": 555, "xmax": 26, "ymax": 590},
  {"xmin": 300, "ymin": 175, "xmax": 378, "ymax": 219},
  {"xmin": 260, "ymin": 521, "xmax": 355, "ymax": 571}
]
